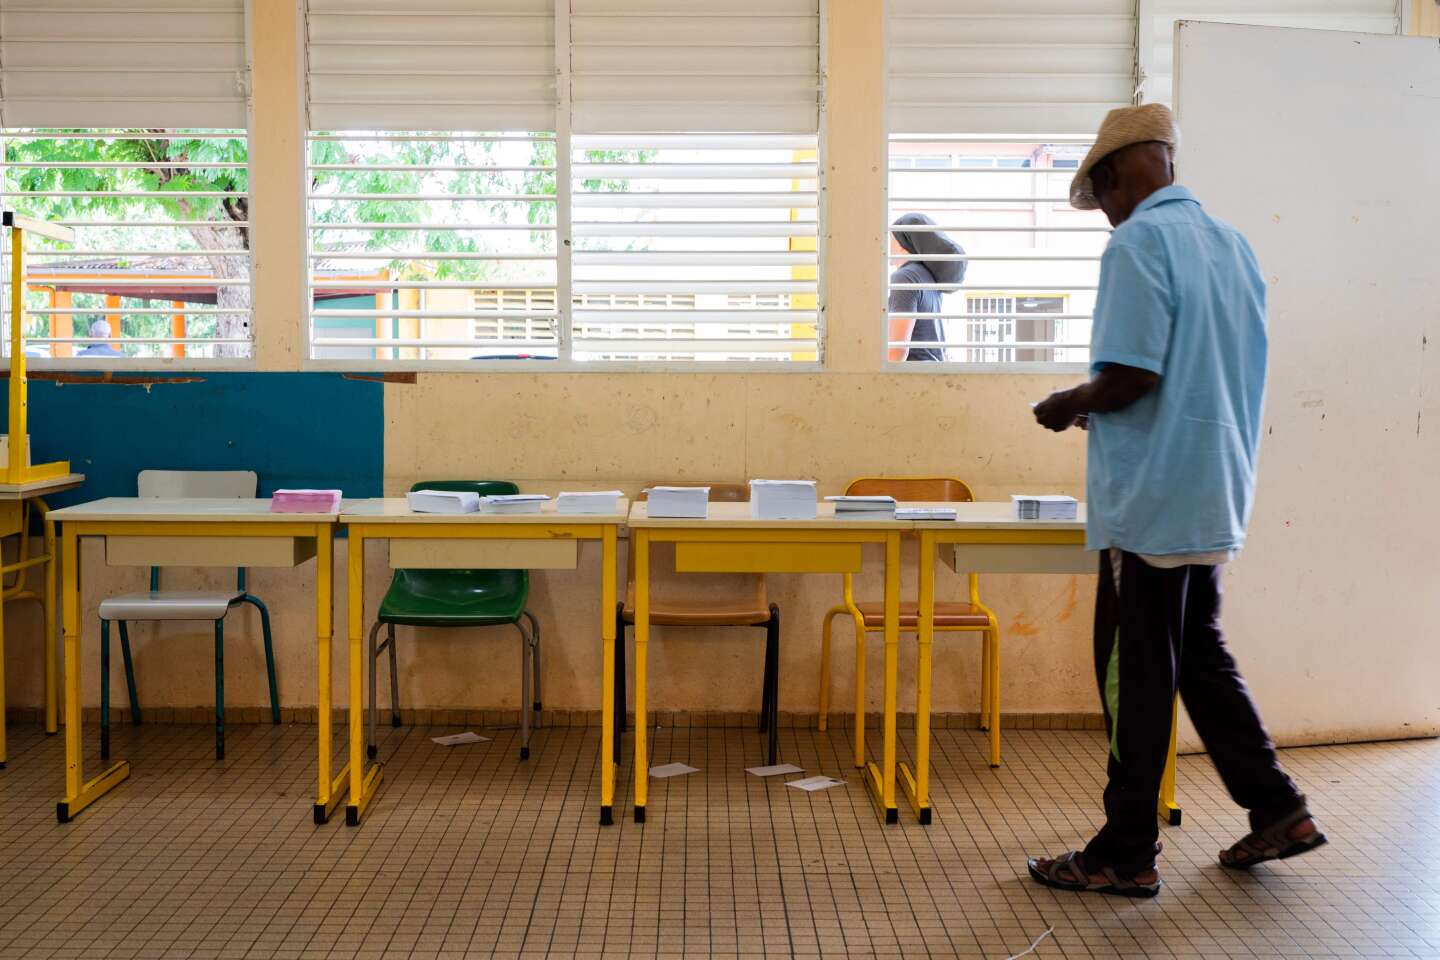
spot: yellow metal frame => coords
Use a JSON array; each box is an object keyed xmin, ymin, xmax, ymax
[
  {"xmin": 0, "ymin": 496, "xmax": 66, "ymax": 766},
  {"xmin": 814, "ymin": 476, "xmax": 1000, "ymax": 828},
  {"xmin": 344, "ymin": 518, "xmax": 620, "ymax": 826},
  {"xmin": 913, "ymin": 525, "xmax": 1183, "ymax": 827},
  {"xmin": 5, "ymin": 217, "xmax": 75, "ymax": 485},
  {"xmin": 56, "ymin": 518, "xmax": 333, "ymax": 823},
  {"xmin": 632, "ymin": 525, "xmax": 904, "ymax": 824},
  {"xmin": 818, "ymin": 559, "xmax": 1001, "ymax": 767}
]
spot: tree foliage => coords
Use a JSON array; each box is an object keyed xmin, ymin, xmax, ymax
[{"xmin": 5, "ymin": 130, "xmax": 645, "ymax": 357}]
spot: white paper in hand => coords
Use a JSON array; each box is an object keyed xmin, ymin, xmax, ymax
[
  {"xmin": 431, "ymin": 731, "xmax": 490, "ymax": 746},
  {"xmin": 649, "ymin": 762, "xmax": 699, "ymax": 779},
  {"xmin": 745, "ymin": 763, "xmax": 804, "ymax": 778},
  {"xmin": 785, "ymin": 775, "xmax": 845, "ymax": 792}
]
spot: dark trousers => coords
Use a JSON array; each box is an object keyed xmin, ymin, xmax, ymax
[{"xmin": 1083, "ymin": 550, "xmax": 1304, "ymax": 875}]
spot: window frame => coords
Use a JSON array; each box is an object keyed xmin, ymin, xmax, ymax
[
  {"xmin": 300, "ymin": 126, "xmax": 827, "ymax": 374},
  {"xmin": 6, "ymin": 128, "xmax": 257, "ymax": 372},
  {"xmin": 300, "ymin": 0, "xmax": 827, "ymax": 374},
  {"xmin": 302, "ymin": 130, "xmax": 566, "ymax": 368},
  {"xmin": 881, "ymin": 134, "xmax": 1104, "ymax": 375}
]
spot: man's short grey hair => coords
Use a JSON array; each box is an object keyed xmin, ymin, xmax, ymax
[{"xmin": 89, "ymin": 318, "xmax": 111, "ymax": 339}]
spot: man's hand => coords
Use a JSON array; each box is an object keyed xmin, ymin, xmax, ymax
[
  {"xmin": 1034, "ymin": 365, "xmax": 1160, "ymax": 433},
  {"xmin": 1034, "ymin": 390, "xmax": 1082, "ymax": 432}
]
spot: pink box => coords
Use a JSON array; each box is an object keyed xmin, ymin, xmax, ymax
[{"xmin": 270, "ymin": 489, "xmax": 342, "ymax": 513}]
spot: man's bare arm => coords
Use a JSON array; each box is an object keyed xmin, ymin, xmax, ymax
[{"xmin": 1033, "ymin": 365, "xmax": 1160, "ymax": 432}]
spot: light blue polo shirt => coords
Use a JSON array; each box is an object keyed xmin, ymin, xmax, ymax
[{"xmin": 1085, "ymin": 185, "xmax": 1268, "ymax": 556}]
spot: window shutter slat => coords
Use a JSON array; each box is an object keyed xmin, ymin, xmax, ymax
[
  {"xmin": 887, "ymin": 0, "xmax": 1135, "ymax": 136},
  {"xmin": 569, "ymin": 0, "xmax": 820, "ymax": 134},
  {"xmin": 305, "ymin": 0, "xmax": 557, "ymax": 132},
  {"xmin": 0, "ymin": 0, "xmax": 249, "ymax": 128}
]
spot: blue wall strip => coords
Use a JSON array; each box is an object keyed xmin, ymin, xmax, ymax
[{"xmin": 3, "ymin": 372, "xmax": 384, "ymax": 508}]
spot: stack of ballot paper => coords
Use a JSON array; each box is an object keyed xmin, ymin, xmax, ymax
[
  {"xmin": 896, "ymin": 506, "xmax": 958, "ymax": 521},
  {"xmin": 646, "ymin": 486, "xmax": 709, "ymax": 518},
  {"xmin": 270, "ymin": 489, "xmax": 342, "ymax": 513},
  {"xmin": 1012, "ymin": 494, "xmax": 1078, "ymax": 520},
  {"xmin": 556, "ymin": 490, "xmax": 624, "ymax": 514},
  {"xmin": 751, "ymin": 480, "xmax": 818, "ymax": 520},
  {"xmin": 407, "ymin": 489, "xmax": 480, "ymax": 514},
  {"xmin": 482, "ymin": 493, "xmax": 550, "ymax": 514},
  {"xmin": 825, "ymin": 495, "xmax": 896, "ymax": 519}
]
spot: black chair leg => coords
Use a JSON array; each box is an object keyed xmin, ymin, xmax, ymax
[
  {"xmin": 118, "ymin": 621, "xmax": 140, "ymax": 725},
  {"xmin": 759, "ymin": 615, "xmax": 776, "ymax": 734},
  {"xmin": 765, "ymin": 604, "xmax": 780, "ymax": 766},
  {"xmin": 214, "ymin": 620, "xmax": 225, "ymax": 761},
  {"xmin": 100, "ymin": 619, "xmax": 111, "ymax": 762}
]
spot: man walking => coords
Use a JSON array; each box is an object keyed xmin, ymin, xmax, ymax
[{"xmin": 1029, "ymin": 103, "xmax": 1325, "ymax": 897}]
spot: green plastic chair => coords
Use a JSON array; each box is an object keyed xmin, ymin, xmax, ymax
[{"xmin": 368, "ymin": 480, "xmax": 541, "ymax": 761}]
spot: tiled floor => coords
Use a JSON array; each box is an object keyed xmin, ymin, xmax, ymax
[{"xmin": 0, "ymin": 720, "xmax": 1436, "ymax": 960}]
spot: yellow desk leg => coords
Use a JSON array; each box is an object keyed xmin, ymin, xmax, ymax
[
  {"xmin": 1158, "ymin": 696, "xmax": 1182, "ymax": 826},
  {"xmin": 0, "ymin": 570, "xmax": 7, "ymax": 767},
  {"xmin": 346, "ymin": 528, "xmax": 382, "ymax": 826},
  {"xmin": 57, "ymin": 527, "xmax": 129, "ymax": 822},
  {"xmin": 44, "ymin": 510, "xmax": 58, "ymax": 735},
  {"xmin": 899, "ymin": 530, "xmax": 936, "ymax": 824},
  {"xmin": 632, "ymin": 529, "xmax": 650, "ymax": 823},
  {"xmin": 600, "ymin": 525, "xmax": 618, "ymax": 825},
  {"xmin": 314, "ymin": 523, "xmax": 347, "ymax": 824},
  {"xmin": 853, "ymin": 601, "xmax": 866, "ymax": 771},
  {"xmin": 864, "ymin": 532, "xmax": 901, "ymax": 824}
]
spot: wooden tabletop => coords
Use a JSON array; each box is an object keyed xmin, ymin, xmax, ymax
[
  {"xmin": 0, "ymin": 473, "xmax": 85, "ymax": 500},
  {"xmin": 340, "ymin": 497, "xmax": 629, "ymax": 525},
  {"xmin": 47, "ymin": 497, "xmax": 341, "ymax": 524}
]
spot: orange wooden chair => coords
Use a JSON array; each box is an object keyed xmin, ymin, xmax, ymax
[
  {"xmin": 817, "ymin": 476, "xmax": 1003, "ymax": 768},
  {"xmin": 615, "ymin": 482, "xmax": 782, "ymax": 764}
]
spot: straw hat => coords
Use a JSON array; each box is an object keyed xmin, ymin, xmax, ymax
[{"xmin": 1069, "ymin": 103, "xmax": 1180, "ymax": 210}]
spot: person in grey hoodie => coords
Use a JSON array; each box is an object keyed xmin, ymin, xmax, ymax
[{"xmin": 888, "ymin": 213, "xmax": 967, "ymax": 361}]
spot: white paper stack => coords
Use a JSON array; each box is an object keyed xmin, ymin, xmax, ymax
[
  {"xmin": 481, "ymin": 493, "xmax": 551, "ymax": 515},
  {"xmin": 556, "ymin": 490, "xmax": 624, "ymax": 515},
  {"xmin": 1012, "ymin": 494, "xmax": 1078, "ymax": 521},
  {"xmin": 431, "ymin": 731, "xmax": 489, "ymax": 746},
  {"xmin": 750, "ymin": 480, "xmax": 818, "ymax": 520},
  {"xmin": 407, "ymin": 489, "xmax": 481, "ymax": 514},
  {"xmin": 785, "ymin": 775, "xmax": 845, "ymax": 792},
  {"xmin": 646, "ymin": 486, "xmax": 709, "ymax": 518},
  {"xmin": 825, "ymin": 495, "xmax": 897, "ymax": 519},
  {"xmin": 649, "ymin": 762, "xmax": 699, "ymax": 779},
  {"xmin": 896, "ymin": 506, "xmax": 958, "ymax": 521}
]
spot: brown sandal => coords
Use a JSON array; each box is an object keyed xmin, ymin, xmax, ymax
[
  {"xmin": 1027, "ymin": 850, "xmax": 1162, "ymax": 898},
  {"xmin": 1220, "ymin": 808, "xmax": 1328, "ymax": 870}
]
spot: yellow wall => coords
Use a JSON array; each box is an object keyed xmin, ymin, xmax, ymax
[
  {"xmin": 1413, "ymin": 0, "xmax": 1440, "ymax": 35},
  {"xmin": 2, "ymin": 0, "xmax": 1097, "ymax": 723}
]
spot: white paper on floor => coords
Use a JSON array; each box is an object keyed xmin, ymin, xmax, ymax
[
  {"xmin": 649, "ymin": 763, "xmax": 699, "ymax": 779},
  {"xmin": 785, "ymin": 776, "xmax": 845, "ymax": 792},
  {"xmin": 431, "ymin": 731, "xmax": 490, "ymax": 746},
  {"xmin": 746, "ymin": 763, "xmax": 804, "ymax": 777}
]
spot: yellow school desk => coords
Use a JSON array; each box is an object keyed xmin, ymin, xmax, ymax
[
  {"xmin": 627, "ymin": 501, "xmax": 908, "ymax": 823},
  {"xmin": 46, "ymin": 497, "xmax": 337, "ymax": 823},
  {"xmin": 905, "ymin": 502, "xmax": 1181, "ymax": 826},
  {"xmin": 340, "ymin": 498, "xmax": 627, "ymax": 827},
  {"xmin": 0, "ymin": 473, "xmax": 84, "ymax": 767}
]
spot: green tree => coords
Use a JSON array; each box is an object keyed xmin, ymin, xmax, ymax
[
  {"xmin": 6, "ymin": 132, "xmax": 249, "ymax": 356},
  {"xmin": 7, "ymin": 131, "xmax": 591, "ymax": 358}
]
